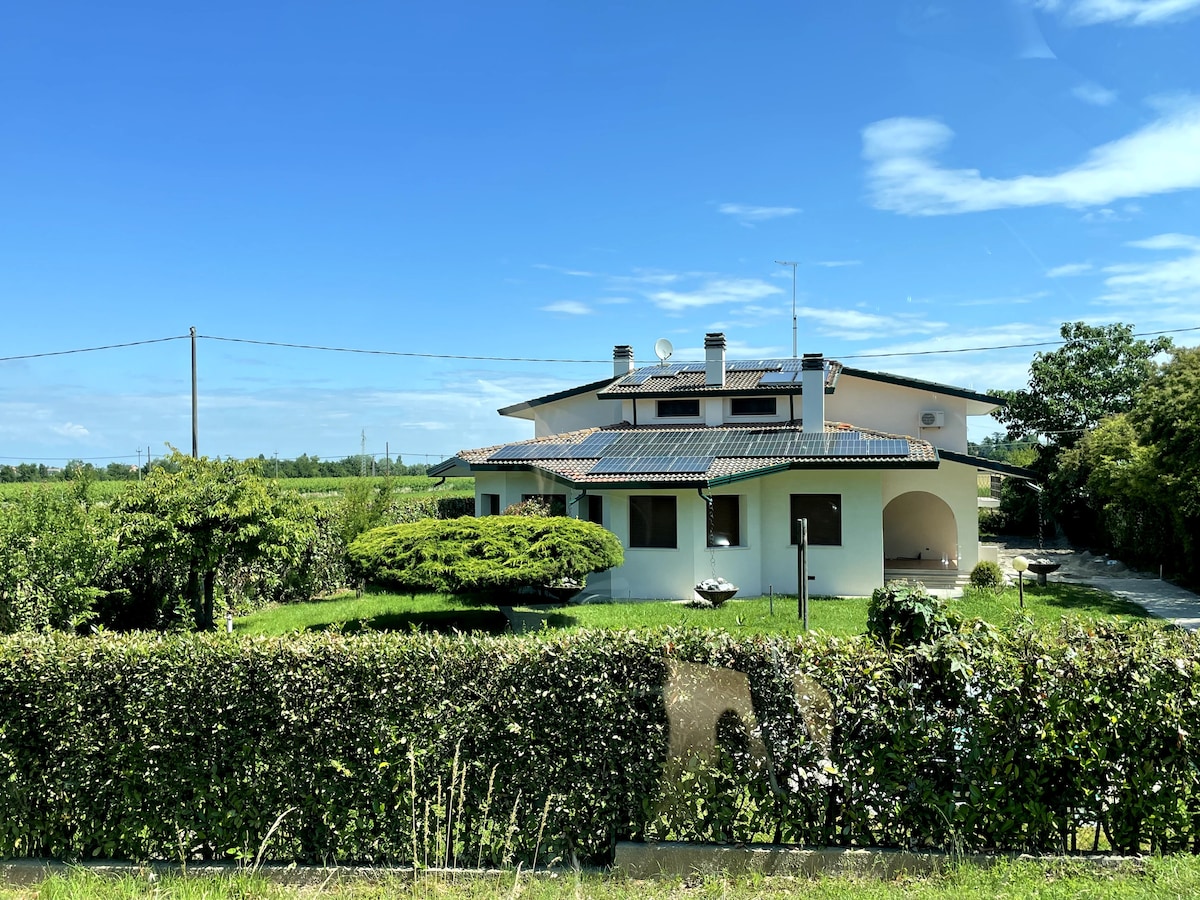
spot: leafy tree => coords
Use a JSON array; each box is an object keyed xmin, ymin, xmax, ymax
[
  {"xmin": 110, "ymin": 451, "xmax": 317, "ymax": 630},
  {"xmin": 348, "ymin": 515, "xmax": 624, "ymax": 597},
  {"xmin": 991, "ymin": 322, "xmax": 1171, "ymax": 449}
]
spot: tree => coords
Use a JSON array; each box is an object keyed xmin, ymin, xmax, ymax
[
  {"xmin": 111, "ymin": 451, "xmax": 317, "ymax": 630},
  {"xmin": 348, "ymin": 515, "xmax": 624, "ymax": 597},
  {"xmin": 991, "ymin": 322, "xmax": 1171, "ymax": 449}
]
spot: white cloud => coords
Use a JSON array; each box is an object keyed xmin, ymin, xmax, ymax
[
  {"xmin": 794, "ymin": 308, "xmax": 948, "ymax": 341},
  {"xmin": 717, "ymin": 203, "xmax": 802, "ymax": 225},
  {"xmin": 1046, "ymin": 262, "xmax": 1094, "ymax": 277},
  {"xmin": 648, "ymin": 278, "xmax": 783, "ymax": 312},
  {"xmin": 813, "ymin": 259, "xmax": 863, "ymax": 268},
  {"xmin": 533, "ymin": 263, "xmax": 598, "ymax": 278},
  {"xmin": 1037, "ymin": 0, "xmax": 1200, "ymax": 25},
  {"xmin": 1100, "ymin": 232, "xmax": 1200, "ymax": 298},
  {"xmin": 863, "ymin": 98, "xmax": 1200, "ymax": 216},
  {"xmin": 540, "ymin": 300, "xmax": 592, "ymax": 315},
  {"xmin": 52, "ymin": 422, "xmax": 90, "ymax": 439},
  {"xmin": 1072, "ymin": 82, "xmax": 1118, "ymax": 106},
  {"xmin": 955, "ymin": 291, "xmax": 1050, "ymax": 306}
]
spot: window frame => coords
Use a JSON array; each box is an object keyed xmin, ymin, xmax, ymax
[
  {"xmin": 656, "ymin": 398, "xmax": 701, "ymax": 418},
  {"xmin": 730, "ymin": 396, "xmax": 777, "ymax": 417},
  {"xmin": 629, "ymin": 495, "xmax": 678, "ymax": 549},
  {"xmin": 480, "ymin": 493, "xmax": 501, "ymax": 516},
  {"xmin": 789, "ymin": 494, "xmax": 842, "ymax": 546},
  {"xmin": 521, "ymin": 493, "xmax": 567, "ymax": 516}
]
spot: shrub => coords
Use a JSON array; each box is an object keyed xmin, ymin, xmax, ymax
[
  {"xmin": 968, "ymin": 560, "xmax": 1006, "ymax": 592},
  {"xmin": 866, "ymin": 579, "xmax": 957, "ymax": 647},
  {"xmin": 348, "ymin": 515, "xmax": 624, "ymax": 595}
]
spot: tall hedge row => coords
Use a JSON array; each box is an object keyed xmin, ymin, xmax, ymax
[{"xmin": 1, "ymin": 624, "xmax": 1199, "ymax": 864}]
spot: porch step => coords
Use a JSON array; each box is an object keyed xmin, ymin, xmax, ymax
[{"xmin": 883, "ymin": 568, "xmax": 969, "ymax": 590}]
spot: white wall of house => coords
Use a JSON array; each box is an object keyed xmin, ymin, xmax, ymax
[
  {"xmin": 525, "ymin": 393, "xmax": 624, "ymax": 438},
  {"xmin": 826, "ymin": 376, "xmax": 971, "ymax": 452}
]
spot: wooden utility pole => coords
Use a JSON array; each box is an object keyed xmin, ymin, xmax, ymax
[{"xmin": 190, "ymin": 326, "xmax": 198, "ymax": 457}]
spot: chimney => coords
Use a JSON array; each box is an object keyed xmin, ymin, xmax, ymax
[
  {"xmin": 613, "ymin": 345, "xmax": 634, "ymax": 379},
  {"xmin": 801, "ymin": 353, "xmax": 825, "ymax": 433},
  {"xmin": 705, "ymin": 332, "xmax": 726, "ymax": 387}
]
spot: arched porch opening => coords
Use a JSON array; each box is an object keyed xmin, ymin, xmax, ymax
[{"xmin": 883, "ymin": 491, "xmax": 959, "ymax": 586}]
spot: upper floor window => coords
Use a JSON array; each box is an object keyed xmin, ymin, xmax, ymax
[
  {"xmin": 730, "ymin": 397, "xmax": 777, "ymax": 416},
  {"xmin": 657, "ymin": 399, "xmax": 700, "ymax": 418}
]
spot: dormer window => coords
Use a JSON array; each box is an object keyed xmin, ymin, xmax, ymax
[
  {"xmin": 731, "ymin": 397, "xmax": 777, "ymax": 416},
  {"xmin": 657, "ymin": 399, "xmax": 700, "ymax": 418}
]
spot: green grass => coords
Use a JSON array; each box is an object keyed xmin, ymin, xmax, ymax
[
  {"xmin": 238, "ymin": 581, "xmax": 1154, "ymax": 638},
  {"xmin": 10, "ymin": 858, "xmax": 1200, "ymax": 899}
]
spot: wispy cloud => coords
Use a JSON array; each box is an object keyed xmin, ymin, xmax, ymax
[
  {"xmin": 1100, "ymin": 232, "xmax": 1200, "ymax": 299},
  {"xmin": 717, "ymin": 203, "xmax": 802, "ymax": 225},
  {"xmin": 52, "ymin": 422, "xmax": 90, "ymax": 440},
  {"xmin": 956, "ymin": 291, "xmax": 1050, "ymax": 306},
  {"xmin": 1071, "ymin": 82, "xmax": 1118, "ymax": 106},
  {"xmin": 1046, "ymin": 262, "xmax": 1094, "ymax": 277},
  {"xmin": 540, "ymin": 300, "xmax": 593, "ymax": 315},
  {"xmin": 1036, "ymin": 0, "xmax": 1200, "ymax": 26},
  {"xmin": 794, "ymin": 307, "xmax": 947, "ymax": 341},
  {"xmin": 648, "ymin": 278, "xmax": 782, "ymax": 312},
  {"xmin": 813, "ymin": 259, "xmax": 863, "ymax": 268},
  {"xmin": 863, "ymin": 97, "xmax": 1200, "ymax": 215},
  {"xmin": 532, "ymin": 263, "xmax": 599, "ymax": 278}
]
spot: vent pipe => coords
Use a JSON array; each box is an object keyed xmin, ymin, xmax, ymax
[
  {"xmin": 801, "ymin": 353, "xmax": 825, "ymax": 433},
  {"xmin": 704, "ymin": 333, "xmax": 726, "ymax": 387}
]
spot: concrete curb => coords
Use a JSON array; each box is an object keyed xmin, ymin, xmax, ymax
[{"xmin": 613, "ymin": 841, "xmax": 1145, "ymax": 879}]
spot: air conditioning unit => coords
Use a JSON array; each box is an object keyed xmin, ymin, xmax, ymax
[{"xmin": 920, "ymin": 410, "xmax": 945, "ymax": 428}]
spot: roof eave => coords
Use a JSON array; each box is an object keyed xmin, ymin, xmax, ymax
[
  {"xmin": 838, "ymin": 367, "xmax": 1005, "ymax": 412},
  {"xmin": 938, "ymin": 449, "xmax": 1038, "ymax": 480},
  {"xmin": 498, "ymin": 376, "xmax": 619, "ymax": 418}
]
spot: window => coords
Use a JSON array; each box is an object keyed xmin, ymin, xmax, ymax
[
  {"xmin": 522, "ymin": 493, "xmax": 567, "ymax": 516},
  {"xmin": 629, "ymin": 495, "xmax": 677, "ymax": 548},
  {"xmin": 657, "ymin": 398, "xmax": 700, "ymax": 418},
  {"xmin": 707, "ymin": 495, "xmax": 741, "ymax": 547},
  {"xmin": 480, "ymin": 493, "xmax": 500, "ymax": 516},
  {"xmin": 790, "ymin": 494, "xmax": 841, "ymax": 546},
  {"xmin": 585, "ymin": 494, "xmax": 604, "ymax": 525},
  {"xmin": 730, "ymin": 396, "xmax": 776, "ymax": 416}
]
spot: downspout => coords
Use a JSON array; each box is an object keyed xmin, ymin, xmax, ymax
[
  {"xmin": 632, "ymin": 398, "xmax": 638, "ymax": 426},
  {"xmin": 433, "ymin": 477, "xmax": 447, "ymax": 488},
  {"xmin": 569, "ymin": 488, "xmax": 588, "ymax": 518}
]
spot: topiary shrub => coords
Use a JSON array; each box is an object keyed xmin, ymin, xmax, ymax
[
  {"xmin": 969, "ymin": 560, "xmax": 1005, "ymax": 593},
  {"xmin": 867, "ymin": 580, "xmax": 958, "ymax": 648},
  {"xmin": 348, "ymin": 515, "xmax": 624, "ymax": 596}
]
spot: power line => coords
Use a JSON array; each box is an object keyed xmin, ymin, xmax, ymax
[
  {"xmin": 3, "ymin": 324, "xmax": 1197, "ymax": 367},
  {"xmin": 0, "ymin": 335, "xmax": 189, "ymax": 363}
]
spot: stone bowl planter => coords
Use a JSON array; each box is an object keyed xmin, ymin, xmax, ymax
[
  {"xmin": 1027, "ymin": 561, "xmax": 1061, "ymax": 586},
  {"xmin": 694, "ymin": 587, "xmax": 738, "ymax": 607}
]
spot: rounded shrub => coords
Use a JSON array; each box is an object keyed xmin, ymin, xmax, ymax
[
  {"xmin": 969, "ymin": 560, "xmax": 1006, "ymax": 592},
  {"xmin": 867, "ymin": 579, "xmax": 958, "ymax": 647}
]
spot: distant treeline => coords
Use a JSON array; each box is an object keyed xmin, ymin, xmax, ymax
[{"xmin": 0, "ymin": 454, "xmax": 430, "ymax": 484}]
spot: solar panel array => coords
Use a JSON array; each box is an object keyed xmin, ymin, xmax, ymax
[
  {"xmin": 591, "ymin": 455, "xmax": 715, "ymax": 475},
  {"xmin": 616, "ymin": 357, "xmax": 826, "ymax": 386},
  {"xmin": 487, "ymin": 430, "xmax": 909, "ymax": 467}
]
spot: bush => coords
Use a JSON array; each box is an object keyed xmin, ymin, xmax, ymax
[
  {"xmin": 348, "ymin": 515, "xmax": 624, "ymax": 595},
  {"xmin": 866, "ymin": 580, "xmax": 957, "ymax": 647},
  {"xmin": 2, "ymin": 623, "xmax": 1199, "ymax": 864},
  {"xmin": 968, "ymin": 560, "xmax": 1005, "ymax": 592}
]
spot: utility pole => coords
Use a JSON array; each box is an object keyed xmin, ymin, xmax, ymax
[
  {"xmin": 796, "ymin": 518, "xmax": 809, "ymax": 630},
  {"xmin": 190, "ymin": 326, "xmax": 199, "ymax": 457},
  {"xmin": 360, "ymin": 429, "xmax": 367, "ymax": 476},
  {"xmin": 775, "ymin": 260, "xmax": 799, "ymax": 358},
  {"xmin": 136, "ymin": 448, "xmax": 142, "ymax": 481}
]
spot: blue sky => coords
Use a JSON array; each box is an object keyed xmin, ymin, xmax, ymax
[{"xmin": 3, "ymin": 1, "xmax": 1199, "ymax": 467}]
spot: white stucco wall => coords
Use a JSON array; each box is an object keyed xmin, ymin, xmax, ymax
[
  {"xmin": 527, "ymin": 393, "xmax": 624, "ymax": 438},
  {"xmin": 826, "ymin": 375, "xmax": 972, "ymax": 452}
]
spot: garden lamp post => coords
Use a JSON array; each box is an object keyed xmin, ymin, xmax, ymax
[{"xmin": 1012, "ymin": 555, "xmax": 1029, "ymax": 610}]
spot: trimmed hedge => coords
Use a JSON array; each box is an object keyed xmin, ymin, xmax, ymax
[{"xmin": 1, "ymin": 623, "xmax": 1199, "ymax": 864}]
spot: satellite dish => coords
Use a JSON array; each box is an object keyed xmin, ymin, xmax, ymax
[{"xmin": 654, "ymin": 338, "xmax": 674, "ymax": 363}]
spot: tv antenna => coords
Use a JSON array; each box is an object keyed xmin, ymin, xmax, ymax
[{"xmin": 654, "ymin": 338, "xmax": 674, "ymax": 363}]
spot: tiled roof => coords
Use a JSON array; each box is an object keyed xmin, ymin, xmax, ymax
[{"xmin": 451, "ymin": 420, "xmax": 938, "ymax": 486}]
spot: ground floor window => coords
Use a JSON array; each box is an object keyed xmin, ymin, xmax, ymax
[
  {"xmin": 629, "ymin": 495, "xmax": 677, "ymax": 548},
  {"xmin": 522, "ymin": 493, "xmax": 567, "ymax": 516},
  {"xmin": 585, "ymin": 494, "xmax": 603, "ymax": 525},
  {"xmin": 790, "ymin": 494, "xmax": 841, "ymax": 546},
  {"xmin": 480, "ymin": 493, "xmax": 500, "ymax": 516},
  {"xmin": 707, "ymin": 495, "xmax": 741, "ymax": 547}
]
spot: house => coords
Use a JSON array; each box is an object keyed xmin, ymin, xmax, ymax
[{"xmin": 430, "ymin": 333, "xmax": 1019, "ymax": 600}]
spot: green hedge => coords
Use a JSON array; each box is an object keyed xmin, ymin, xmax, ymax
[{"xmin": 1, "ymin": 624, "xmax": 1198, "ymax": 864}]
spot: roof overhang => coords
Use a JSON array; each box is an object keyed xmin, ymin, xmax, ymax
[
  {"xmin": 938, "ymin": 449, "xmax": 1038, "ymax": 480},
  {"xmin": 498, "ymin": 376, "xmax": 618, "ymax": 419},
  {"xmin": 427, "ymin": 456, "xmax": 473, "ymax": 478}
]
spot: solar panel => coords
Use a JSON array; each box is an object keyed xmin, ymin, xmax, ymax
[
  {"xmin": 590, "ymin": 455, "xmax": 714, "ymax": 475},
  {"xmin": 759, "ymin": 371, "xmax": 797, "ymax": 385},
  {"xmin": 727, "ymin": 360, "xmax": 784, "ymax": 371}
]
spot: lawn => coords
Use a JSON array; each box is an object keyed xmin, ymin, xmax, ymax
[
  {"xmin": 237, "ymin": 580, "xmax": 1154, "ymax": 638},
  {"xmin": 9, "ymin": 858, "xmax": 1200, "ymax": 899}
]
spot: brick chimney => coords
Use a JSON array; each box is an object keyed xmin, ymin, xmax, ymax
[
  {"xmin": 801, "ymin": 353, "xmax": 825, "ymax": 433},
  {"xmin": 613, "ymin": 345, "xmax": 634, "ymax": 379},
  {"xmin": 704, "ymin": 332, "xmax": 726, "ymax": 387}
]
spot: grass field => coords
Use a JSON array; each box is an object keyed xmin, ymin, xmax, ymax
[
  {"xmin": 10, "ymin": 858, "xmax": 1200, "ymax": 899},
  {"xmin": 237, "ymin": 580, "xmax": 1154, "ymax": 638}
]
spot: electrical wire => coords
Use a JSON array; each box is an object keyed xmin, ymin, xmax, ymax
[{"xmin": 0, "ymin": 335, "xmax": 189, "ymax": 363}]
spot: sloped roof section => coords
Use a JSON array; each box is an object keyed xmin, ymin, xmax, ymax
[
  {"xmin": 444, "ymin": 421, "xmax": 937, "ymax": 487},
  {"xmin": 596, "ymin": 359, "xmax": 842, "ymax": 398},
  {"xmin": 837, "ymin": 366, "xmax": 1004, "ymax": 412}
]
